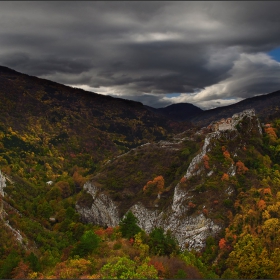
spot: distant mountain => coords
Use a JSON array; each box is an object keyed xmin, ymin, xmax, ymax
[
  {"xmin": 146, "ymin": 90, "xmax": 280, "ymax": 126},
  {"xmin": 189, "ymin": 90, "xmax": 280, "ymax": 127},
  {"xmin": 146, "ymin": 103, "xmax": 203, "ymax": 121}
]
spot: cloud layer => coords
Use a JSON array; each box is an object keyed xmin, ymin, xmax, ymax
[{"xmin": 1, "ymin": 2, "xmax": 280, "ymax": 109}]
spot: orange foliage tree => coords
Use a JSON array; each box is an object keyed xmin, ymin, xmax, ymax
[
  {"xmin": 236, "ymin": 160, "xmax": 249, "ymax": 174},
  {"xmin": 94, "ymin": 227, "xmax": 115, "ymax": 240},
  {"xmin": 180, "ymin": 177, "xmax": 187, "ymax": 184},
  {"xmin": 263, "ymin": 188, "xmax": 272, "ymax": 196},
  {"xmin": 54, "ymin": 258, "xmax": 92, "ymax": 279},
  {"xmin": 222, "ymin": 146, "xmax": 234, "ymax": 163},
  {"xmin": 258, "ymin": 199, "xmax": 266, "ymax": 210},
  {"xmin": 73, "ymin": 171, "xmax": 86, "ymax": 188},
  {"xmin": 265, "ymin": 126, "xmax": 278, "ymax": 141},
  {"xmin": 219, "ymin": 238, "xmax": 227, "ymax": 250},
  {"xmin": 188, "ymin": 202, "xmax": 196, "ymax": 208},
  {"xmin": 148, "ymin": 259, "xmax": 166, "ymax": 278},
  {"xmin": 143, "ymin": 176, "xmax": 164, "ymax": 194},
  {"xmin": 202, "ymin": 208, "xmax": 209, "ymax": 216},
  {"xmin": 223, "ymin": 150, "xmax": 231, "ymax": 159},
  {"xmin": 94, "ymin": 228, "xmax": 106, "ymax": 237},
  {"xmin": 221, "ymin": 173, "xmax": 229, "ymax": 181},
  {"xmin": 11, "ymin": 261, "xmax": 31, "ymax": 279},
  {"xmin": 203, "ymin": 155, "xmax": 210, "ymax": 169}
]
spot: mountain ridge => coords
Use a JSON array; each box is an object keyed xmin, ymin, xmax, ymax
[
  {"xmin": 145, "ymin": 103, "xmax": 203, "ymax": 121},
  {"xmin": 189, "ymin": 90, "xmax": 280, "ymax": 126},
  {"xmin": 1, "ymin": 65, "xmax": 280, "ymax": 128}
]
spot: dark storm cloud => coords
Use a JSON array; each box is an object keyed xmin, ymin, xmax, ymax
[
  {"xmin": 1, "ymin": 1, "xmax": 280, "ymax": 108},
  {"xmin": 1, "ymin": 53, "xmax": 93, "ymax": 76}
]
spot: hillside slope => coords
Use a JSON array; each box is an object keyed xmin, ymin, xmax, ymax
[
  {"xmin": 0, "ymin": 65, "xmax": 190, "ymax": 187},
  {"xmin": 190, "ymin": 90, "xmax": 280, "ymax": 126}
]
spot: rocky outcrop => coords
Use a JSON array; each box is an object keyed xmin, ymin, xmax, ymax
[
  {"xmin": 76, "ymin": 182, "xmax": 120, "ymax": 227},
  {"xmin": 130, "ymin": 197, "xmax": 221, "ymax": 251},
  {"xmin": 184, "ymin": 131, "xmax": 219, "ymax": 179},
  {"xmin": 77, "ymin": 178, "xmax": 221, "ymax": 250},
  {"xmin": 183, "ymin": 109, "xmax": 261, "ymax": 181},
  {"xmin": 4, "ymin": 220, "xmax": 26, "ymax": 249},
  {"xmin": 0, "ymin": 171, "xmax": 27, "ymax": 249},
  {"xmin": 0, "ymin": 170, "xmax": 6, "ymax": 197}
]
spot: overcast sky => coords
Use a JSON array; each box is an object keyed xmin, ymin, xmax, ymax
[{"xmin": 1, "ymin": 1, "xmax": 280, "ymax": 109}]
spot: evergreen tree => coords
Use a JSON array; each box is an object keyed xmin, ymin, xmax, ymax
[
  {"xmin": 119, "ymin": 211, "xmax": 141, "ymax": 239},
  {"xmin": 72, "ymin": 230, "xmax": 100, "ymax": 257},
  {"xmin": 148, "ymin": 227, "xmax": 179, "ymax": 256},
  {"xmin": 0, "ymin": 251, "xmax": 20, "ymax": 279},
  {"xmin": 26, "ymin": 252, "xmax": 41, "ymax": 272}
]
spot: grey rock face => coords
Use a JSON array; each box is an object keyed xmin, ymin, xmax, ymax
[
  {"xmin": 76, "ymin": 182, "xmax": 120, "ymax": 227},
  {"xmin": 0, "ymin": 170, "xmax": 6, "ymax": 197},
  {"xmin": 130, "ymin": 191, "xmax": 221, "ymax": 250},
  {"xmin": 77, "ymin": 180, "xmax": 221, "ymax": 250}
]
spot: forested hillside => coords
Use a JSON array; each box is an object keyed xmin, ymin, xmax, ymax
[{"xmin": 1, "ymin": 66, "xmax": 280, "ymax": 279}]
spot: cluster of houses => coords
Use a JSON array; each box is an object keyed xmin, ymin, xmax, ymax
[
  {"xmin": 208, "ymin": 117, "xmax": 233, "ymax": 131},
  {"xmin": 207, "ymin": 109, "xmax": 256, "ymax": 132}
]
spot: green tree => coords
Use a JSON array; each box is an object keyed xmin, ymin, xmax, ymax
[
  {"xmin": 165, "ymin": 230, "xmax": 179, "ymax": 256},
  {"xmin": 119, "ymin": 211, "xmax": 141, "ymax": 239},
  {"xmin": 0, "ymin": 251, "xmax": 20, "ymax": 279},
  {"xmin": 100, "ymin": 257, "xmax": 137, "ymax": 279},
  {"xmin": 149, "ymin": 227, "xmax": 167, "ymax": 256},
  {"xmin": 72, "ymin": 230, "xmax": 100, "ymax": 257},
  {"xmin": 100, "ymin": 257, "xmax": 158, "ymax": 279},
  {"xmin": 26, "ymin": 252, "xmax": 41, "ymax": 272},
  {"xmin": 148, "ymin": 227, "xmax": 178, "ymax": 256}
]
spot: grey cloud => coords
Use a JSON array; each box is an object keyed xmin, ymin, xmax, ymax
[
  {"xmin": 1, "ymin": 53, "xmax": 93, "ymax": 76},
  {"xmin": 0, "ymin": 2, "xmax": 280, "ymax": 109}
]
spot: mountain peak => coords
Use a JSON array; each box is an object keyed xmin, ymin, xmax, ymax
[{"xmin": 146, "ymin": 102, "xmax": 203, "ymax": 121}]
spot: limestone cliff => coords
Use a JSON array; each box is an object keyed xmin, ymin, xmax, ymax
[
  {"xmin": 76, "ymin": 182, "xmax": 120, "ymax": 227},
  {"xmin": 0, "ymin": 170, "xmax": 6, "ymax": 197}
]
